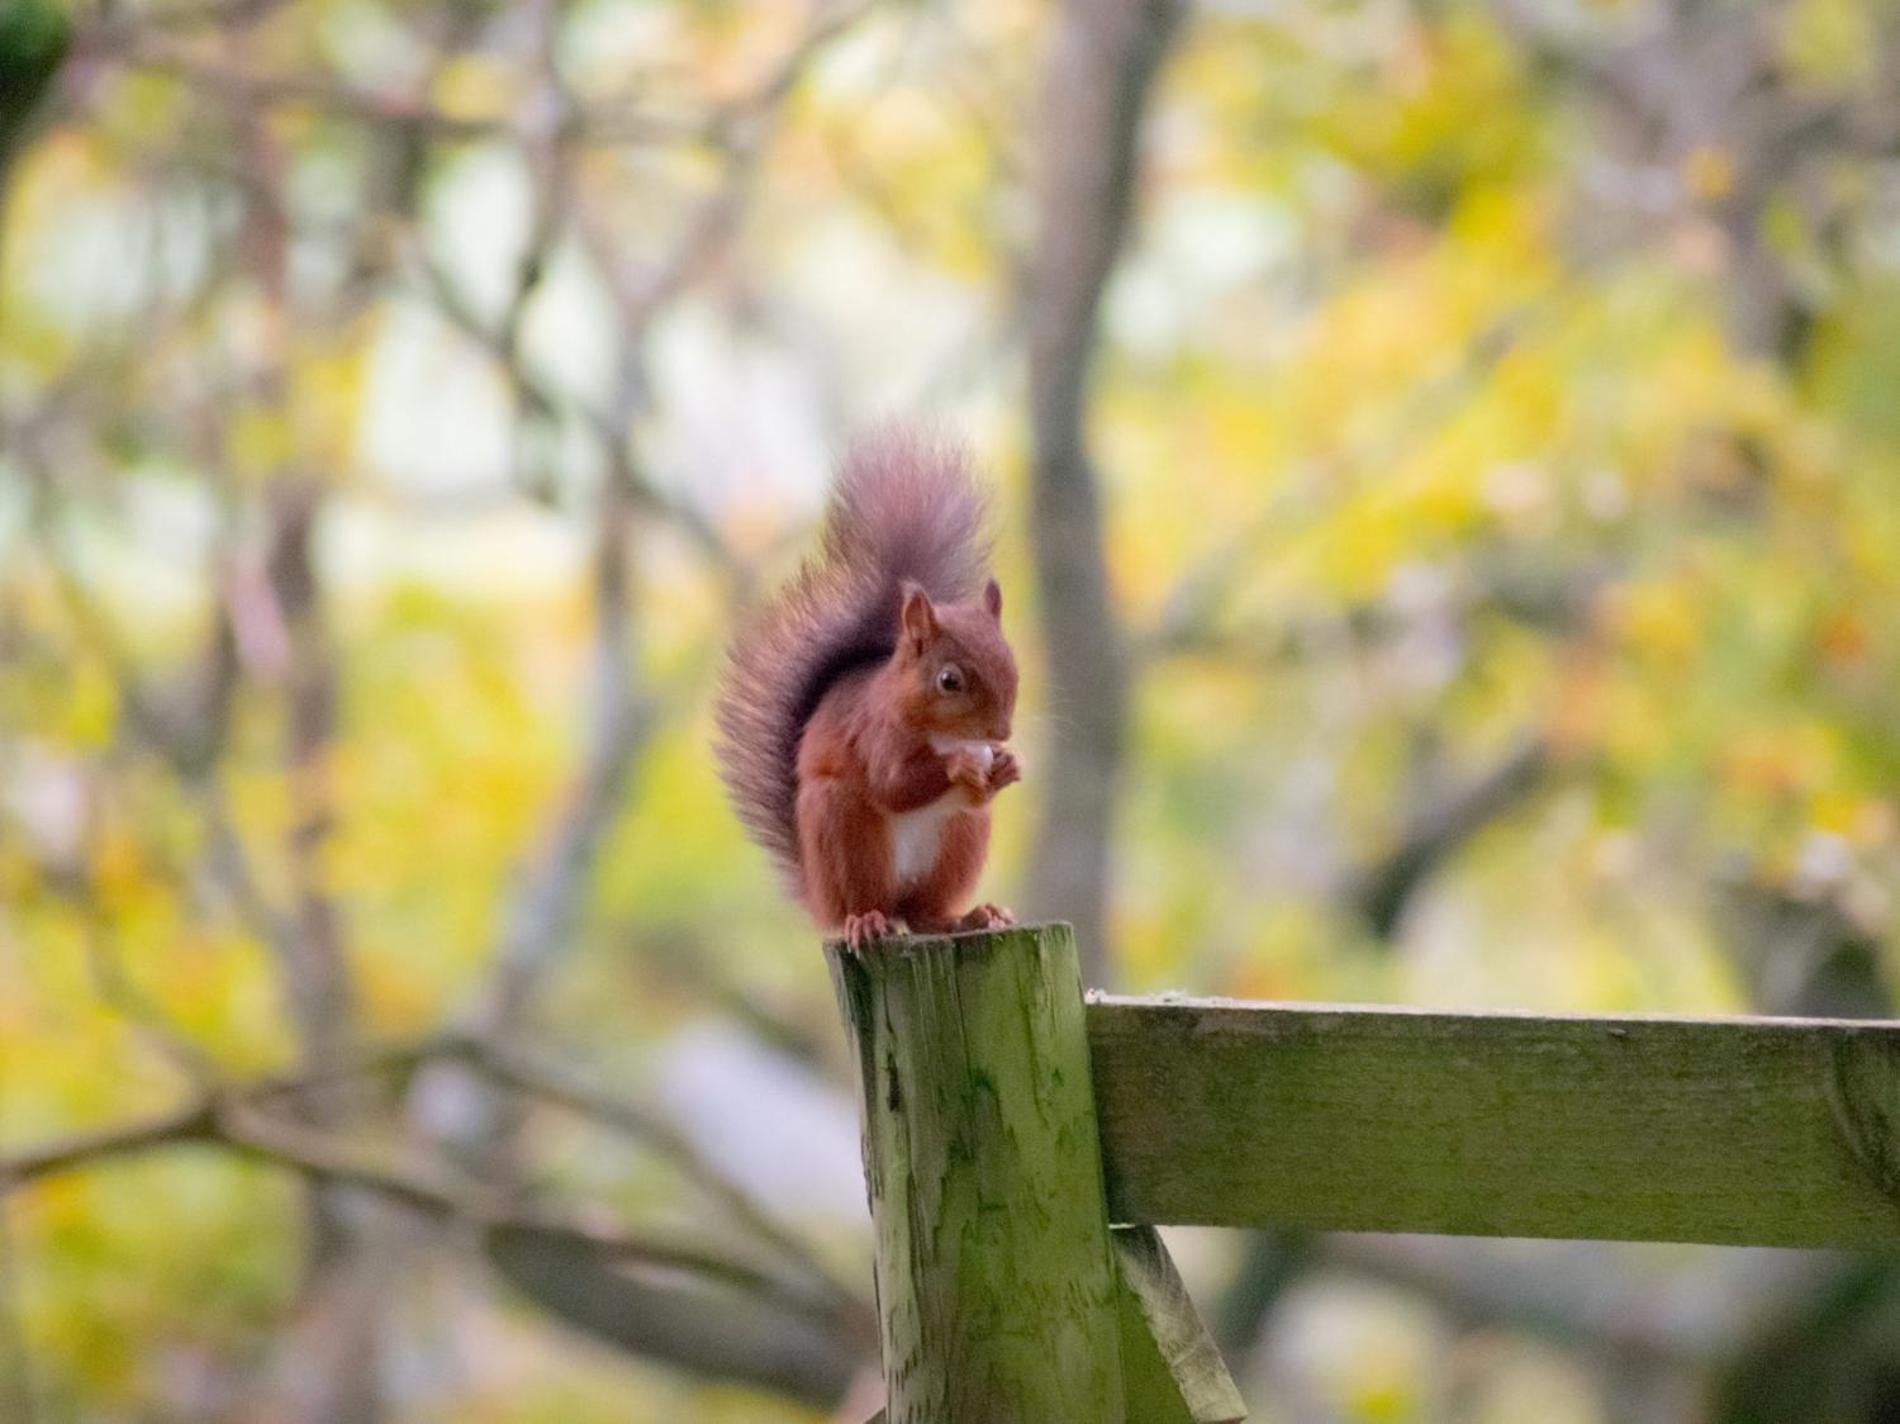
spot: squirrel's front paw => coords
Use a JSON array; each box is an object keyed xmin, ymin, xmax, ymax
[
  {"xmin": 947, "ymin": 749, "xmax": 993, "ymax": 800},
  {"xmin": 987, "ymin": 748, "xmax": 1021, "ymax": 794}
]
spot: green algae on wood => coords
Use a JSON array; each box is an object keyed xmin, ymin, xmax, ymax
[
  {"xmin": 828, "ymin": 923, "xmax": 1127, "ymax": 1424},
  {"xmin": 1090, "ymin": 996, "xmax": 1900, "ymax": 1248}
]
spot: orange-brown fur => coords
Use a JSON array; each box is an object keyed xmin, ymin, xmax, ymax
[{"xmin": 714, "ymin": 429, "xmax": 1019, "ymax": 946}]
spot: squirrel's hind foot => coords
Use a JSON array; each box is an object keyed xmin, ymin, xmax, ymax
[
  {"xmin": 957, "ymin": 903, "xmax": 1015, "ymax": 932},
  {"xmin": 843, "ymin": 910, "xmax": 896, "ymax": 949},
  {"xmin": 904, "ymin": 904, "xmax": 1014, "ymax": 935}
]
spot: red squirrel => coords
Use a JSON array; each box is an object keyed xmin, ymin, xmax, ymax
[{"xmin": 715, "ymin": 428, "xmax": 1020, "ymax": 947}]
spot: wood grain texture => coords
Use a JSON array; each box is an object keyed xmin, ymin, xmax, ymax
[
  {"xmin": 1089, "ymin": 997, "xmax": 1900, "ymax": 1248},
  {"xmin": 1113, "ymin": 1226, "xmax": 1247, "ymax": 1423},
  {"xmin": 829, "ymin": 925, "xmax": 1126, "ymax": 1424}
]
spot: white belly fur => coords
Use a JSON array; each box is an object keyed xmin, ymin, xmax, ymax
[
  {"xmin": 893, "ymin": 738, "xmax": 998, "ymax": 890},
  {"xmin": 890, "ymin": 794, "xmax": 964, "ymax": 890}
]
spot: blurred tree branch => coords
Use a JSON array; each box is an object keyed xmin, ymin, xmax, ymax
[
  {"xmin": 635, "ymin": 924, "xmax": 841, "ymax": 1075},
  {"xmin": 1348, "ymin": 735, "xmax": 1555, "ymax": 941},
  {"xmin": 0, "ymin": 1029, "xmax": 874, "ymax": 1337},
  {"xmin": 1488, "ymin": 0, "xmax": 1900, "ymax": 361},
  {"xmin": 486, "ymin": 1224, "xmax": 867, "ymax": 1407},
  {"xmin": 4, "ymin": 1093, "xmax": 839, "ymax": 1314}
]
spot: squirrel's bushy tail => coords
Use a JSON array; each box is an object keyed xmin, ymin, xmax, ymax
[{"xmin": 715, "ymin": 426, "xmax": 993, "ymax": 883}]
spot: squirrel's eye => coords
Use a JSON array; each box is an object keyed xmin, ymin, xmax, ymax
[{"xmin": 937, "ymin": 665, "xmax": 964, "ymax": 694}]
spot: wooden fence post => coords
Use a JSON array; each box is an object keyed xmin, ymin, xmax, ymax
[{"xmin": 827, "ymin": 922, "xmax": 1127, "ymax": 1424}]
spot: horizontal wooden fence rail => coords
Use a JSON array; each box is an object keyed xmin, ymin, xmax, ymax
[
  {"xmin": 829, "ymin": 927, "xmax": 1900, "ymax": 1422},
  {"xmin": 1088, "ymin": 996, "xmax": 1900, "ymax": 1250}
]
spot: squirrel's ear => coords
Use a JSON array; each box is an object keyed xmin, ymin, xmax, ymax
[
  {"xmin": 983, "ymin": 578, "xmax": 1003, "ymax": 621},
  {"xmin": 900, "ymin": 582, "xmax": 938, "ymax": 650}
]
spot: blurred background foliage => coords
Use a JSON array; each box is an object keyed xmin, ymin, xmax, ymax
[{"xmin": 5, "ymin": 0, "xmax": 1900, "ymax": 1417}]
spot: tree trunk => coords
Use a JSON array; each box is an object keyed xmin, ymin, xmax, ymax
[{"xmin": 1024, "ymin": 0, "xmax": 1182, "ymax": 984}]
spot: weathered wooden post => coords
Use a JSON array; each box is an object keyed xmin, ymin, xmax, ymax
[{"xmin": 827, "ymin": 923, "xmax": 1127, "ymax": 1423}]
